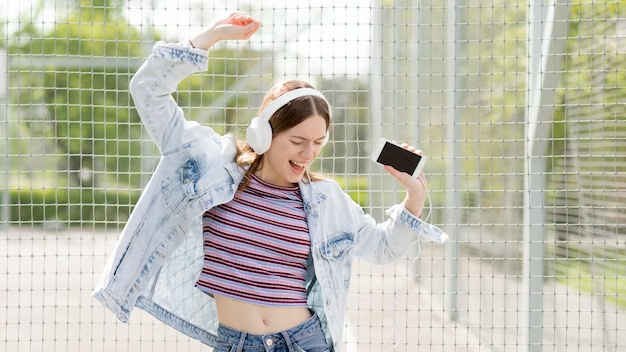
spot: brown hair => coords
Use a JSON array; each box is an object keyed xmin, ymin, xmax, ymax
[{"xmin": 235, "ymin": 80, "xmax": 331, "ymax": 191}]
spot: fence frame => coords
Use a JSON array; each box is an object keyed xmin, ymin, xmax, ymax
[
  {"xmin": 1, "ymin": 48, "xmax": 8, "ymax": 229},
  {"xmin": 523, "ymin": 0, "xmax": 570, "ymax": 350},
  {"xmin": 4, "ymin": 1, "xmax": 621, "ymax": 350}
]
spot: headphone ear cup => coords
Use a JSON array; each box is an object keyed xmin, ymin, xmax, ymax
[
  {"xmin": 321, "ymin": 130, "xmax": 329, "ymax": 147},
  {"xmin": 246, "ymin": 117, "xmax": 273, "ymax": 155}
]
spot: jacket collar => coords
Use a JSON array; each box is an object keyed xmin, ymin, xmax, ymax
[{"xmin": 298, "ymin": 178, "xmax": 327, "ymax": 214}]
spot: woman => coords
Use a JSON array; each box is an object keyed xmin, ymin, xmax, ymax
[{"xmin": 93, "ymin": 12, "xmax": 448, "ymax": 352}]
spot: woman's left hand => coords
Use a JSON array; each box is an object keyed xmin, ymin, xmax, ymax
[{"xmin": 383, "ymin": 143, "xmax": 428, "ymax": 219}]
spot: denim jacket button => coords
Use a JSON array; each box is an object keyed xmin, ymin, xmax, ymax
[{"xmin": 326, "ymin": 298, "xmax": 330, "ymax": 306}]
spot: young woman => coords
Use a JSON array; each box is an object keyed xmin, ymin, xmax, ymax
[{"xmin": 93, "ymin": 12, "xmax": 448, "ymax": 352}]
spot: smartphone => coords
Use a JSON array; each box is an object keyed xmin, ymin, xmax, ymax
[{"xmin": 370, "ymin": 138, "xmax": 426, "ymax": 177}]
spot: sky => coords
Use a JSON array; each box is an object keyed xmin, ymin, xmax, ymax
[{"xmin": 3, "ymin": 0, "xmax": 380, "ymax": 77}]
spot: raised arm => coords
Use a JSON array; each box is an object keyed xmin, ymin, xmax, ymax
[
  {"xmin": 129, "ymin": 12, "xmax": 261, "ymax": 154},
  {"xmin": 353, "ymin": 144, "xmax": 448, "ymax": 263},
  {"xmin": 129, "ymin": 43, "xmax": 209, "ymax": 153}
]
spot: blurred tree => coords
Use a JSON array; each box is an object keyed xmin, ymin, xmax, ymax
[
  {"xmin": 316, "ymin": 75, "xmax": 371, "ymax": 175},
  {"xmin": 0, "ymin": 20, "xmax": 6, "ymax": 49},
  {"xmin": 549, "ymin": 0, "xmax": 626, "ymax": 246},
  {"xmin": 9, "ymin": 0, "xmax": 261, "ymax": 189},
  {"xmin": 11, "ymin": 0, "xmax": 148, "ymax": 188}
]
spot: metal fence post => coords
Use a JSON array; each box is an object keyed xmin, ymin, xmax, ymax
[
  {"xmin": 524, "ymin": 0, "xmax": 570, "ymax": 350},
  {"xmin": 0, "ymin": 48, "xmax": 8, "ymax": 228},
  {"xmin": 524, "ymin": 0, "xmax": 546, "ymax": 346},
  {"xmin": 445, "ymin": 0, "xmax": 466, "ymax": 322},
  {"xmin": 369, "ymin": 2, "xmax": 384, "ymax": 221}
]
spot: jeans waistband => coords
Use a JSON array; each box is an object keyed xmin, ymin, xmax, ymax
[{"xmin": 217, "ymin": 311, "xmax": 323, "ymax": 350}]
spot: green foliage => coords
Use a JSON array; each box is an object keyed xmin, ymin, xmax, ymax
[
  {"xmin": 316, "ymin": 76, "xmax": 371, "ymax": 174},
  {"xmin": 546, "ymin": 0, "xmax": 626, "ymax": 307},
  {"xmin": 546, "ymin": 244, "xmax": 626, "ymax": 308},
  {"xmin": 175, "ymin": 47, "xmax": 260, "ymax": 135},
  {"xmin": 10, "ymin": 0, "xmax": 147, "ymax": 188},
  {"xmin": 9, "ymin": 1, "xmax": 263, "ymax": 189},
  {"xmin": 550, "ymin": 0, "xmax": 626, "ymax": 197},
  {"xmin": 0, "ymin": 20, "xmax": 6, "ymax": 49},
  {"xmin": 460, "ymin": 0, "xmax": 528, "ymax": 207},
  {"xmin": 9, "ymin": 188, "xmax": 140, "ymax": 228},
  {"xmin": 5, "ymin": 0, "xmax": 266, "ymax": 226},
  {"xmin": 333, "ymin": 175, "xmax": 370, "ymax": 207}
]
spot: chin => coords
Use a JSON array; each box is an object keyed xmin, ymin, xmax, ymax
[
  {"xmin": 287, "ymin": 176, "xmax": 302, "ymax": 184},
  {"xmin": 285, "ymin": 173, "xmax": 303, "ymax": 184}
]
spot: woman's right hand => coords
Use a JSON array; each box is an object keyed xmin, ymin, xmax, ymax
[{"xmin": 190, "ymin": 12, "xmax": 261, "ymax": 50}]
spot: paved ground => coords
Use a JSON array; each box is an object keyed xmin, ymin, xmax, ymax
[{"xmin": 1, "ymin": 227, "xmax": 625, "ymax": 352}]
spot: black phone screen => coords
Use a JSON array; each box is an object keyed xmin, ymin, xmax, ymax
[{"xmin": 377, "ymin": 142, "xmax": 422, "ymax": 174}]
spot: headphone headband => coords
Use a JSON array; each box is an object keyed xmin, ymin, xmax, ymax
[{"xmin": 259, "ymin": 88, "xmax": 332, "ymax": 122}]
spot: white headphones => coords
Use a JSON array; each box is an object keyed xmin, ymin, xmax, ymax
[{"xmin": 246, "ymin": 88, "xmax": 332, "ymax": 155}]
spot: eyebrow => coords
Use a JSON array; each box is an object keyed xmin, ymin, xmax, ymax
[{"xmin": 292, "ymin": 135, "xmax": 326, "ymax": 141}]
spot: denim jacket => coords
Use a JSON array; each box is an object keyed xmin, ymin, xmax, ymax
[{"xmin": 92, "ymin": 41, "xmax": 449, "ymax": 351}]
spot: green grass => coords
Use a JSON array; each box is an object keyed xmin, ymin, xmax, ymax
[{"xmin": 547, "ymin": 244, "xmax": 626, "ymax": 308}]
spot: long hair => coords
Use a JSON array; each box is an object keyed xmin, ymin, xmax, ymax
[{"xmin": 235, "ymin": 80, "xmax": 331, "ymax": 191}]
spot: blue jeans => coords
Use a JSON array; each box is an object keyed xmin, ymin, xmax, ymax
[{"xmin": 213, "ymin": 312, "xmax": 330, "ymax": 352}]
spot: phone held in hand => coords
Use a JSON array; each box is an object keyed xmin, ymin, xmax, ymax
[{"xmin": 370, "ymin": 138, "xmax": 427, "ymax": 177}]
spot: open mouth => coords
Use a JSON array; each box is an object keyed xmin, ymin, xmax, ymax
[{"xmin": 289, "ymin": 160, "xmax": 307, "ymax": 173}]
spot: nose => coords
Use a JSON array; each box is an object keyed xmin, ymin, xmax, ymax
[{"xmin": 301, "ymin": 143, "xmax": 317, "ymax": 159}]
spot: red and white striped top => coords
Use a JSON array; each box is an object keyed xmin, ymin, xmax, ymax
[{"xmin": 195, "ymin": 174, "xmax": 310, "ymax": 307}]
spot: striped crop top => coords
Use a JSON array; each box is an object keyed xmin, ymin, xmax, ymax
[{"xmin": 195, "ymin": 174, "xmax": 311, "ymax": 307}]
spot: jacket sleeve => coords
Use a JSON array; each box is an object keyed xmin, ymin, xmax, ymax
[
  {"xmin": 130, "ymin": 41, "xmax": 212, "ymax": 154},
  {"xmin": 351, "ymin": 194, "xmax": 449, "ymax": 264}
]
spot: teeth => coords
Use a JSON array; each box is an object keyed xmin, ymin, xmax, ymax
[{"xmin": 291, "ymin": 161, "xmax": 307, "ymax": 167}]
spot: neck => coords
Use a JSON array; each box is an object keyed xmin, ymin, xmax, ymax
[{"xmin": 253, "ymin": 167, "xmax": 297, "ymax": 187}]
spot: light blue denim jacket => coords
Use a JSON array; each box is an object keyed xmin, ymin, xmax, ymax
[{"xmin": 92, "ymin": 41, "xmax": 449, "ymax": 351}]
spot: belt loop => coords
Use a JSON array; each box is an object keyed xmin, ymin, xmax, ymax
[
  {"xmin": 235, "ymin": 331, "xmax": 247, "ymax": 352},
  {"xmin": 280, "ymin": 331, "xmax": 294, "ymax": 352}
]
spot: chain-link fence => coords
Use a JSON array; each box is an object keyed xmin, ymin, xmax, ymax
[{"xmin": 2, "ymin": 0, "xmax": 625, "ymax": 351}]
